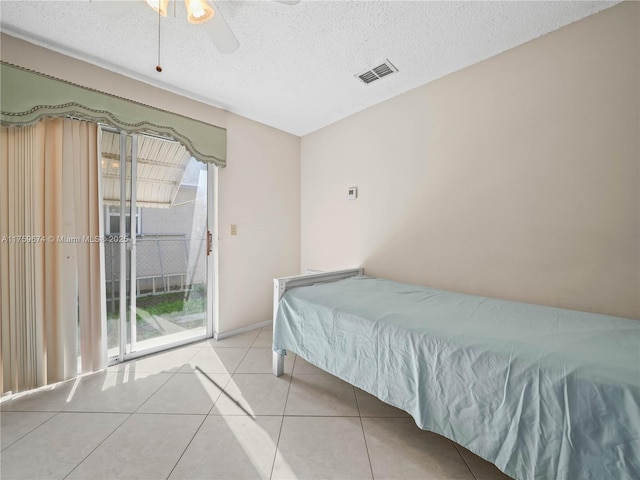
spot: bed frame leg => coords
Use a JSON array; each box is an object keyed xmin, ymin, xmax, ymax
[{"xmin": 273, "ymin": 351, "xmax": 285, "ymax": 377}]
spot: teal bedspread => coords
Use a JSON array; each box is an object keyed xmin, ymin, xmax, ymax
[{"xmin": 273, "ymin": 276, "xmax": 640, "ymax": 480}]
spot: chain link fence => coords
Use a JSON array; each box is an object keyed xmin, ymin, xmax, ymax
[{"xmin": 105, "ymin": 234, "xmax": 206, "ymax": 314}]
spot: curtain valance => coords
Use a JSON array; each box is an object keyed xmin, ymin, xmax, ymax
[{"xmin": 0, "ymin": 62, "xmax": 226, "ymax": 167}]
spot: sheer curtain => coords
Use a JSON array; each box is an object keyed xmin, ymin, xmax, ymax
[{"xmin": 0, "ymin": 118, "xmax": 105, "ymax": 395}]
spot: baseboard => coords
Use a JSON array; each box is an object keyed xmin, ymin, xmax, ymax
[{"xmin": 214, "ymin": 319, "xmax": 273, "ymax": 340}]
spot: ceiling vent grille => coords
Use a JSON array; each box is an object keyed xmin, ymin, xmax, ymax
[{"xmin": 355, "ymin": 59, "xmax": 398, "ymax": 85}]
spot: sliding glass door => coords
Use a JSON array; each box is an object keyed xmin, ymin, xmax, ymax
[{"xmin": 100, "ymin": 127, "xmax": 214, "ymax": 362}]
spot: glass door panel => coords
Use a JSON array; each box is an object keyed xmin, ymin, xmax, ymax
[
  {"xmin": 132, "ymin": 155, "xmax": 209, "ymax": 350},
  {"xmin": 101, "ymin": 128, "xmax": 211, "ymax": 362},
  {"xmin": 103, "ymin": 130, "xmax": 131, "ymax": 359}
]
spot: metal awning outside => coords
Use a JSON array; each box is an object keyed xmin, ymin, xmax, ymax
[{"xmin": 101, "ymin": 131, "xmax": 192, "ymax": 208}]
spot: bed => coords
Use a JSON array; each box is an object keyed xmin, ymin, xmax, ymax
[{"xmin": 272, "ymin": 269, "xmax": 640, "ymax": 480}]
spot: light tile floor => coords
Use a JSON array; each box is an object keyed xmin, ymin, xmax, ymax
[{"xmin": 0, "ymin": 327, "xmax": 513, "ymax": 480}]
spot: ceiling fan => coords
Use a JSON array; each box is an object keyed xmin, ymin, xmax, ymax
[{"xmin": 93, "ymin": 0, "xmax": 299, "ymax": 55}]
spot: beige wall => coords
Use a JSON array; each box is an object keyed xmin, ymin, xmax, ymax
[
  {"xmin": 218, "ymin": 113, "xmax": 300, "ymax": 331},
  {"xmin": 301, "ymin": 2, "xmax": 639, "ymax": 319},
  {"xmin": 1, "ymin": 34, "xmax": 301, "ymax": 333}
]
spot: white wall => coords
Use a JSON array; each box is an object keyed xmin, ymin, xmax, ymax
[
  {"xmin": 300, "ymin": 2, "xmax": 639, "ymax": 319},
  {"xmin": 1, "ymin": 34, "xmax": 301, "ymax": 333}
]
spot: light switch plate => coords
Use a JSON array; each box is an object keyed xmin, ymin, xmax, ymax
[{"xmin": 348, "ymin": 186, "xmax": 358, "ymax": 200}]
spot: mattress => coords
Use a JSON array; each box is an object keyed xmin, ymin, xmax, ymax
[{"xmin": 273, "ymin": 275, "xmax": 640, "ymax": 480}]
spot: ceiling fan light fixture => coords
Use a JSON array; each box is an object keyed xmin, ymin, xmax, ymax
[
  {"xmin": 184, "ymin": 0, "xmax": 215, "ymax": 24},
  {"xmin": 145, "ymin": 0, "xmax": 169, "ymax": 17}
]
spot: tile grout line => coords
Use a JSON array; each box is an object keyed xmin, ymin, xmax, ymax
[
  {"xmin": 269, "ymin": 350, "xmax": 297, "ymax": 480},
  {"xmin": 220, "ymin": 329, "xmax": 260, "ymax": 377},
  {"xmin": 453, "ymin": 442, "xmax": 480, "ymax": 480},
  {"xmin": 354, "ymin": 389, "xmax": 376, "ymax": 480},
  {"xmin": 183, "ymin": 332, "xmax": 261, "ymax": 418},
  {"xmin": 69, "ymin": 347, "xmax": 210, "ymax": 480},
  {"xmin": 213, "ymin": 327, "xmax": 286, "ymax": 479},
  {"xmin": 129, "ymin": 349, "xmax": 198, "ymax": 415},
  {"xmin": 62, "ymin": 411, "xmax": 133, "ymax": 480},
  {"xmin": 164, "ymin": 413, "xmax": 209, "ymax": 480},
  {"xmin": 62, "ymin": 348, "xmax": 199, "ymax": 480},
  {"xmin": 0, "ymin": 410, "xmax": 59, "ymax": 452},
  {"xmin": 140, "ymin": 332, "xmax": 260, "ymax": 480},
  {"xmin": 4, "ymin": 348, "xmax": 191, "ymax": 478}
]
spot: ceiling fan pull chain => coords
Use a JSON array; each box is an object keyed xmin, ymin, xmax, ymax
[{"xmin": 156, "ymin": 5, "xmax": 163, "ymax": 73}]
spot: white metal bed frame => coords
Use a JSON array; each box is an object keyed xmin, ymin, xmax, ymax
[{"xmin": 272, "ymin": 268, "xmax": 364, "ymax": 376}]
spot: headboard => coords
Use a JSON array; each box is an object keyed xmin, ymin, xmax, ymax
[{"xmin": 273, "ymin": 268, "xmax": 364, "ymax": 323}]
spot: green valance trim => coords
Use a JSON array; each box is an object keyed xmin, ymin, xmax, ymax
[{"xmin": 0, "ymin": 62, "xmax": 226, "ymax": 167}]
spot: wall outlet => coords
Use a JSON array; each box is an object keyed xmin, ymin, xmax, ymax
[
  {"xmin": 230, "ymin": 224, "xmax": 237, "ymax": 236},
  {"xmin": 348, "ymin": 186, "xmax": 358, "ymax": 200}
]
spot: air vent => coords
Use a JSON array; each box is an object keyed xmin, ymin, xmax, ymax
[{"xmin": 355, "ymin": 59, "xmax": 398, "ymax": 85}]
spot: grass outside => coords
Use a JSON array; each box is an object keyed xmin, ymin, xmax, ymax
[{"xmin": 107, "ymin": 285, "xmax": 206, "ymax": 348}]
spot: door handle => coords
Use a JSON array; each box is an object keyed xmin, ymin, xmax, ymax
[{"xmin": 206, "ymin": 230, "xmax": 212, "ymax": 256}]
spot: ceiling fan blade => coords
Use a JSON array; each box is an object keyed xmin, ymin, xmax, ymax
[
  {"xmin": 91, "ymin": 0, "xmax": 138, "ymax": 18},
  {"xmin": 205, "ymin": 5, "xmax": 240, "ymax": 54}
]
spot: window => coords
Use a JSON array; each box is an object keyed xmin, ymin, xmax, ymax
[{"xmin": 105, "ymin": 206, "xmax": 141, "ymax": 236}]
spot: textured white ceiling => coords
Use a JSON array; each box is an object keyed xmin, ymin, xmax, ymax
[{"xmin": 0, "ymin": 0, "xmax": 620, "ymax": 136}]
